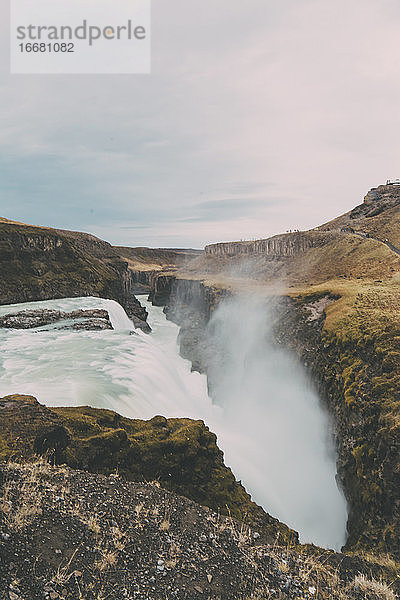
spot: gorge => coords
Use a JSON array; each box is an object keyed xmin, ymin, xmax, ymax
[
  {"xmin": 1, "ymin": 184, "xmax": 400, "ymax": 598},
  {"xmin": 0, "ymin": 294, "xmax": 347, "ymax": 550}
]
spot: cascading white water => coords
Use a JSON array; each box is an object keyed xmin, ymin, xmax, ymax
[
  {"xmin": 0, "ymin": 294, "xmax": 347, "ymax": 550},
  {"xmin": 103, "ymin": 299, "xmax": 136, "ymax": 332},
  {"xmin": 201, "ymin": 294, "xmax": 348, "ymax": 550}
]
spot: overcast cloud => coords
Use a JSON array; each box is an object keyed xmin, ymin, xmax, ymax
[{"xmin": 1, "ymin": 0, "xmax": 399, "ymax": 247}]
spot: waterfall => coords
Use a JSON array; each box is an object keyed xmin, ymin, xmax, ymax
[
  {"xmin": 103, "ymin": 299, "xmax": 135, "ymax": 331},
  {"xmin": 0, "ymin": 294, "xmax": 348, "ymax": 550},
  {"xmin": 200, "ymin": 294, "xmax": 348, "ymax": 550}
]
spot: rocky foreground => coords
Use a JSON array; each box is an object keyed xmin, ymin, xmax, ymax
[
  {"xmin": 0, "ymin": 460, "xmax": 397, "ymax": 600},
  {"xmin": 0, "ymin": 395, "xmax": 293, "ymax": 545}
]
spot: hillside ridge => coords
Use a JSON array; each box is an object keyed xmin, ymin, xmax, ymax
[{"xmin": 0, "ymin": 219, "xmax": 149, "ymax": 330}]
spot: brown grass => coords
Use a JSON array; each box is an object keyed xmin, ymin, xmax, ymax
[
  {"xmin": 0, "ymin": 458, "xmax": 54, "ymax": 530},
  {"xmin": 352, "ymin": 574, "xmax": 397, "ymax": 600}
]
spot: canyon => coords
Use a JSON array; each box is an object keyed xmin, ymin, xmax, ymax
[
  {"xmin": 122, "ymin": 184, "xmax": 400, "ymax": 560},
  {"xmin": 0, "ymin": 184, "xmax": 399, "ymax": 598}
]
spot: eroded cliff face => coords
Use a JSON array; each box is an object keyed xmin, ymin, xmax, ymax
[
  {"xmin": 149, "ymin": 274, "xmax": 177, "ymax": 306},
  {"xmin": 162, "ymin": 278, "xmax": 228, "ymax": 373},
  {"xmin": 204, "ymin": 231, "xmax": 334, "ymax": 258},
  {"xmin": 146, "ymin": 277, "xmax": 399, "ymax": 560},
  {"xmin": 357, "ymin": 183, "xmax": 400, "ymax": 216},
  {"xmin": 129, "ymin": 268, "xmax": 160, "ymax": 293},
  {"xmin": 0, "ymin": 222, "xmax": 149, "ymax": 330},
  {"xmin": 272, "ymin": 294, "xmax": 400, "ymax": 559}
]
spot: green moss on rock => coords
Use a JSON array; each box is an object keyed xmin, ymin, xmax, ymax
[
  {"xmin": 278, "ymin": 287, "xmax": 400, "ymax": 559},
  {"xmin": 0, "ymin": 395, "xmax": 296, "ymax": 545}
]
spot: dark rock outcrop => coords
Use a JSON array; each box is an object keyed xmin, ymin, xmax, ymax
[
  {"xmin": 0, "ymin": 308, "xmax": 112, "ymax": 330},
  {"xmin": 164, "ymin": 279, "xmax": 228, "ymax": 374},
  {"xmin": 61, "ymin": 318, "xmax": 112, "ymax": 331},
  {"xmin": 130, "ymin": 268, "xmax": 160, "ymax": 293},
  {"xmin": 0, "ymin": 395, "xmax": 295, "ymax": 545},
  {"xmin": 349, "ymin": 184, "xmax": 400, "ymax": 219},
  {"xmin": 148, "ymin": 274, "xmax": 176, "ymax": 306}
]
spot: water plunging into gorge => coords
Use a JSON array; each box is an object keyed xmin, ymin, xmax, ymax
[{"xmin": 0, "ymin": 294, "xmax": 348, "ymax": 550}]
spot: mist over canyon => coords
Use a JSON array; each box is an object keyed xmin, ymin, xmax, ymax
[
  {"xmin": 0, "ymin": 293, "xmax": 347, "ymax": 550},
  {"xmin": 203, "ymin": 294, "xmax": 348, "ymax": 549}
]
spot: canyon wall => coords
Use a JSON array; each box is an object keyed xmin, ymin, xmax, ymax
[
  {"xmin": 145, "ymin": 275, "xmax": 399, "ymax": 559},
  {"xmin": 272, "ymin": 294, "xmax": 399, "ymax": 558},
  {"xmin": 204, "ymin": 231, "xmax": 334, "ymax": 258}
]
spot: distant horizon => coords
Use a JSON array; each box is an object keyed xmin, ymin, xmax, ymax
[
  {"xmin": 0, "ymin": 178, "xmax": 379, "ymax": 250},
  {"xmin": 1, "ymin": 0, "xmax": 399, "ymax": 248},
  {"xmin": 0, "ymin": 179, "xmax": 378, "ymax": 249}
]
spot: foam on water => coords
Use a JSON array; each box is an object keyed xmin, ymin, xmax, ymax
[{"xmin": 0, "ymin": 294, "xmax": 348, "ymax": 550}]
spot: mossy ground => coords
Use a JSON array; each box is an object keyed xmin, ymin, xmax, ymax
[
  {"xmin": 293, "ymin": 277, "xmax": 400, "ymax": 433},
  {"xmin": 0, "ymin": 396, "xmax": 294, "ymax": 546}
]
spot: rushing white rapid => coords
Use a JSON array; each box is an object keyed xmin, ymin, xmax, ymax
[{"xmin": 0, "ymin": 294, "xmax": 347, "ymax": 549}]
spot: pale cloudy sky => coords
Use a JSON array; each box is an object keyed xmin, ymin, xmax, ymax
[{"xmin": 1, "ymin": 0, "xmax": 399, "ymax": 248}]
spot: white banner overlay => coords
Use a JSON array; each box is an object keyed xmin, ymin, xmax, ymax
[{"xmin": 10, "ymin": 0, "xmax": 151, "ymax": 74}]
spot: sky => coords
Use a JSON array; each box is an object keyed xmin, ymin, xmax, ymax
[{"xmin": 1, "ymin": 0, "xmax": 400, "ymax": 248}]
